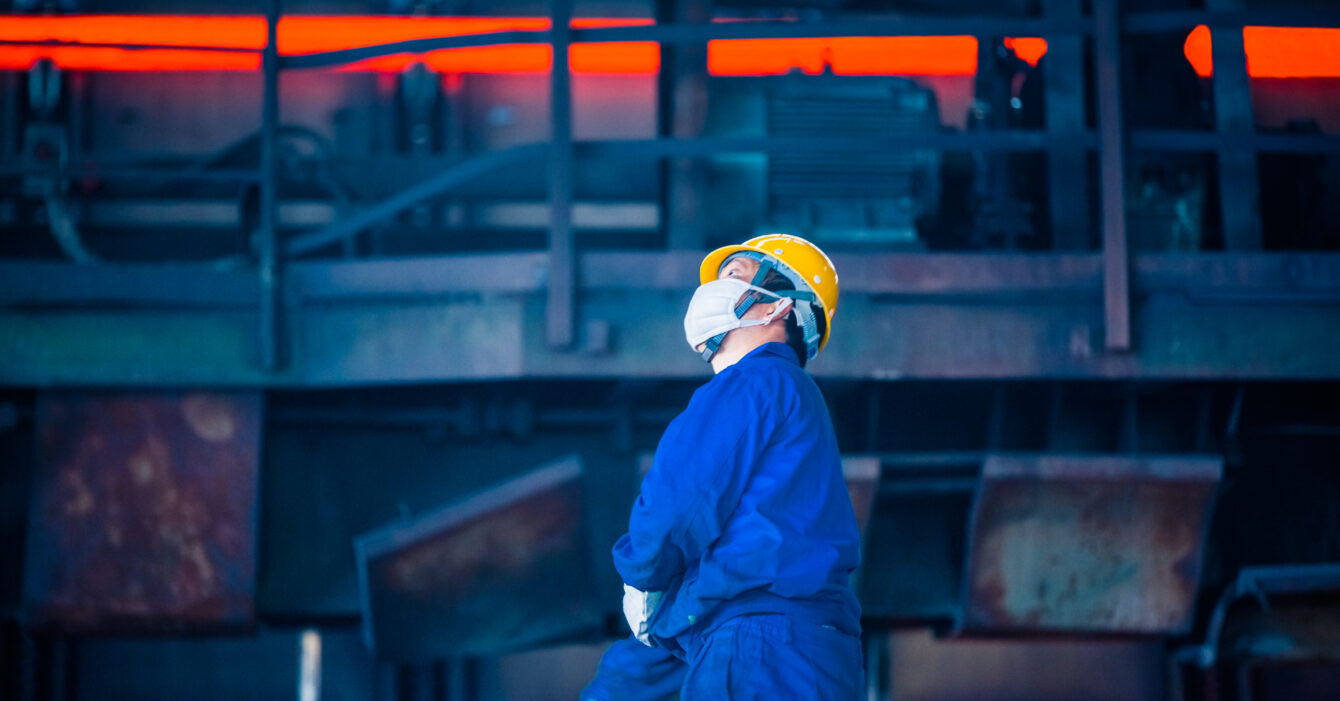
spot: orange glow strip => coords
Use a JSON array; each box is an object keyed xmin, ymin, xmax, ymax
[
  {"xmin": 1183, "ymin": 25, "xmax": 1340, "ymax": 78},
  {"xmin": 708, "ymin": 36, "xmax": 979, "ymax": 76},
  {"xmin": 1, "ymin": 16, "xmax": 1339, "ymax": 78},
  {"xmin": 0, "ymin": 15, "xmax": 658, "ymax": 73}
]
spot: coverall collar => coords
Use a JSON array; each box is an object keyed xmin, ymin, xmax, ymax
[{"xmin": 741, "ymin": 341, "xmax": 800, "ymax": 366}]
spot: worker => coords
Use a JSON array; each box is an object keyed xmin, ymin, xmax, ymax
[{"xmin": 581, "ymin": 234, "xmax": 864, "ymax": 700}]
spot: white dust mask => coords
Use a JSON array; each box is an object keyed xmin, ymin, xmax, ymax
[{"xmin": 683, "ymin": 278, "xmax": 793, "ymax": 355}]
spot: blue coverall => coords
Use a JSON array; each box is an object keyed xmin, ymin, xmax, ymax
[{"xmin": 583, "ymin": 342, "xmax": 864, "ymax": 700}]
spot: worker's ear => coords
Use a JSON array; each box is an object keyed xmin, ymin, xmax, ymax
[{"xmin": 762, "ymin": 298, "xmax": 794, "ymax": 325}]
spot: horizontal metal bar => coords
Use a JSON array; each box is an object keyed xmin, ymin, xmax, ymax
[
  {"xmin": 1130, "ymin": 130, "xmax": 1340, "ymax": 155},
  {"xmin": 11, "ymin": 128, "xmax": 1336, "ymax": 191},
  {"xmin": 6, "ymin": 253, "xmax": 1339, "ymax": 309},
  {"xmin": 291, "ymin": 253, "xmax": 548, "ymax": 298},
  {"xmin": 880, "ymin": 478, "xmax": 980, "ymax": 495},
  {"xmin": 280, "ymin": 29, "xmax": 549, "ymax": 70},
  {"xmin": 585, "ymin": 251, "xmax": 1107, "ymax": 294},
  {"xmin": 984, "ymin": 453, "xmax": 1224, "ymax": 481},
  {"xmin": 0, "ymin": 261, "xmax": 259, "ymax": 308},
  {"xmin": 0, "ymin": 39, "xmax": 260, "ymax": 53},
  {"xmin": 0, "ymin": 163, "xmax": 259, "ymax": 182},
  {"xmin": 4, "ymin": 261, "xmax": 1340, "ymax": 383},
  {"xmin": 580, "ymin": 133, "xmax": 1097, "ymax": 158},
  {"xmin": 876, "ymin": 451, "xmax": 988, "ymax": 468},
  {"xmin": 569, "ymin": 16, "xmax": 1092, "ymax": 43},
  {"xmin": 1125, "ymin": 10, "xmax": 1340, "ymax": 33},
  {"xmin": 278, "ymin": 17, "xmax": 1092, "ymax": 71},
  {"xmin": 590, "ymin": 251, "xmax": 1340, "ymax": 297}
]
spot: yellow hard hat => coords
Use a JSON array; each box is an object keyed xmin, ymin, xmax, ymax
[{"xmin": 699, "ymin": 234, "xmax": 839, "ymax": 354}]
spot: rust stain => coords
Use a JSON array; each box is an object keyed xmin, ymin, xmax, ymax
[
  {"xmin": 25, "ymin": 392, "xmax": 262, "ymax": 632},
  {"xmin": 378, "ymin": 487, "xmax": 582, "ymax": 602},
  {"xmin": 965, "ymin": 456, "xmax": 1220, "ymax": 634}
]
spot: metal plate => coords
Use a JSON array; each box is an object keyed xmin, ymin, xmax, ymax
[
  {"xmin": 843, "ymin": 456, "xmax": 881, "ymax": 538},
  {"xmin": 962, "ymin": 454, "xmax": 1222, "ymax": 634},
  {"xmin": 355, "ymin": 456, "xmax": 602, "ymax": 661},
  {"xmin": 23, "ymin": 392, "xmax": 262, "ymax": 633}
]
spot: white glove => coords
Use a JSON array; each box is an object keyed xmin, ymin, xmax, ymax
[{"xmin": 622, "ymin": 583, "xmax": 664, "ymax": 647}]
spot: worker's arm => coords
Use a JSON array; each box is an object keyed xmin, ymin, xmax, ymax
[
  {"xmin": 612, "ymin": 367, "xmax": 776, "ymax": 592},
  {"xmin": 579, "ymin": 637, "xmax": 685, "ymax": 701}
]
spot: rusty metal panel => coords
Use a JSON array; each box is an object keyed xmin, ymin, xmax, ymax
[
  {"xmin": 355, "ymin": 456, "xmax": 602, "ymax": 661},
  {"xmin": 962, "ymin": 454, "xmax": 1221, "ymax": 634},
  {"xmin": 23, "ymin": 392, "xmax": 262, "ymax": 633},
  {"xmin": 843, "ymin": 456, "xmax": 880, "ymax": 539}
]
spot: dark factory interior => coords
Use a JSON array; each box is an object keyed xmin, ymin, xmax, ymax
[{"xmin": 2, "ymin": 0, "xmax": 1339, "ymax": 699}]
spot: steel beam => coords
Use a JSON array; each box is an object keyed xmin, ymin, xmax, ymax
[
  {"xmin": 277, "ymin": 16, "xmax": 1093, "ymax": 71},
  {"xmin": 1124, "ymin": 10, "xmax": 1340, "ymax": 33},
  {"xmin": 1208, "ymin": 0, "xmax": 1263, "ymax": 252},
  {"xmin": 659, "ymin": 0, "xmax": 710, "ymax": 251},
  {"xmin": 1129, "ymin": 130, "xmax": 1340, "ymax": 155},
  {"xmin": 10, "ymin": 129, "xmax": 1339, "ymax": 188},
  {"xmin": 547, "ymin": 0, "xmax": 575, "ymax": 350},
  {"xmin": 259, "ymin": 0, "xmax": 284, "ymax": 370},
  {"xmin": 6, "ymin": 253, "xmax": 1339, "ymax": 305},
  {"xmin": 1044, "ymin": 0, "xmax": 1091, "ymax": 251},
  {"xmin": 3, "ymin": 254, "xmax": 1339, "ymax": 385},
  {"xmin": 568, "ymin": 17, "xmax": 1091, "ymax": 44},
  {"xmin": 3, "ymin": 39, "xmax": 258, "ymax": 54},
  {"xmin": 280, "ymin": 30, "xmax": 550, "ymax": 71},
  {"xmin": 1094, "ymin": 0, "xmax": 1131, "ymax": 351}
]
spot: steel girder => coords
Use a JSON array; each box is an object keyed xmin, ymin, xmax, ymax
[{"xmin": 1, "ymin": 252, "xmax": 1338, "ymax": 386}]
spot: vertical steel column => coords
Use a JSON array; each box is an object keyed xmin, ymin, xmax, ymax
[
  {"xmin": 1093, "ymin": 0, "xmax": 1131, "ymax": 351},
  {"xmin": 1044, "ymin": 0, "xmax": 1090, "ymax": 250},
  {"xmin": 0, "ymin": 73, "xmax": 16, "ymax": 161},
  {"xmin": 259, "ymin": 0, "xmax": 284, "ymax": 369},
  {"xmin": 1208, "ymin": 0, "xmax": 1262, "ymax": 250},
  {"xmin": 659, "ymin": 0, "xmax": 710, "ymax": 250},
  {"xmin": 546, "ymin": 0, "xmax": 576, "ymax": 349}
]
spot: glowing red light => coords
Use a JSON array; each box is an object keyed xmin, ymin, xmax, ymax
[{"xmin": 0, "ymin": 16, "xmax": 1337, "ymax": 79}]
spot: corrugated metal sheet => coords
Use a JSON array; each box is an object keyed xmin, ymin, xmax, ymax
[{"xmin": 23, "ymin": 392, "xmax": 262, "ymax": 632}]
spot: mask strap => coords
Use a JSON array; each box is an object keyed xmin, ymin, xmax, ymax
[
  {"xmin": 702, "ymin": 292, "xmax": 792, "ymax": 364},
  {"xmin": 700, "ymin": 254, "xmax": 791, "ymax": 363},
  {"xmin": 724, "ymin": 251, "xmax": 823, "ymax": 360},
  {"xmin": 725, "ymin": 252, "xmax": 776, "ymax": 319},
  {"xmin": 701, "ymin": 333, "xmax": 726, "ymax": 362}
]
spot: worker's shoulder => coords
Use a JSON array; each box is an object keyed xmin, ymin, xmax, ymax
[{"xmin": 726, "ymin": 344, "xmax": 810, "ymax": 392}]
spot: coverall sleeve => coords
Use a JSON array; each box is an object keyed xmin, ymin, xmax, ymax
[
  {"xmin": 579, "ymin": 637, "xmax": 685, "ymax": 701},
  {"xmin": 612, "ymin": 368, "xmax": 776, "ymax": 591}
]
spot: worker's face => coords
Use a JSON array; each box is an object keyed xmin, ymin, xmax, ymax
[{"xmin": 705, "ymin": 254, "xmax": 782, "ymax": 335}]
